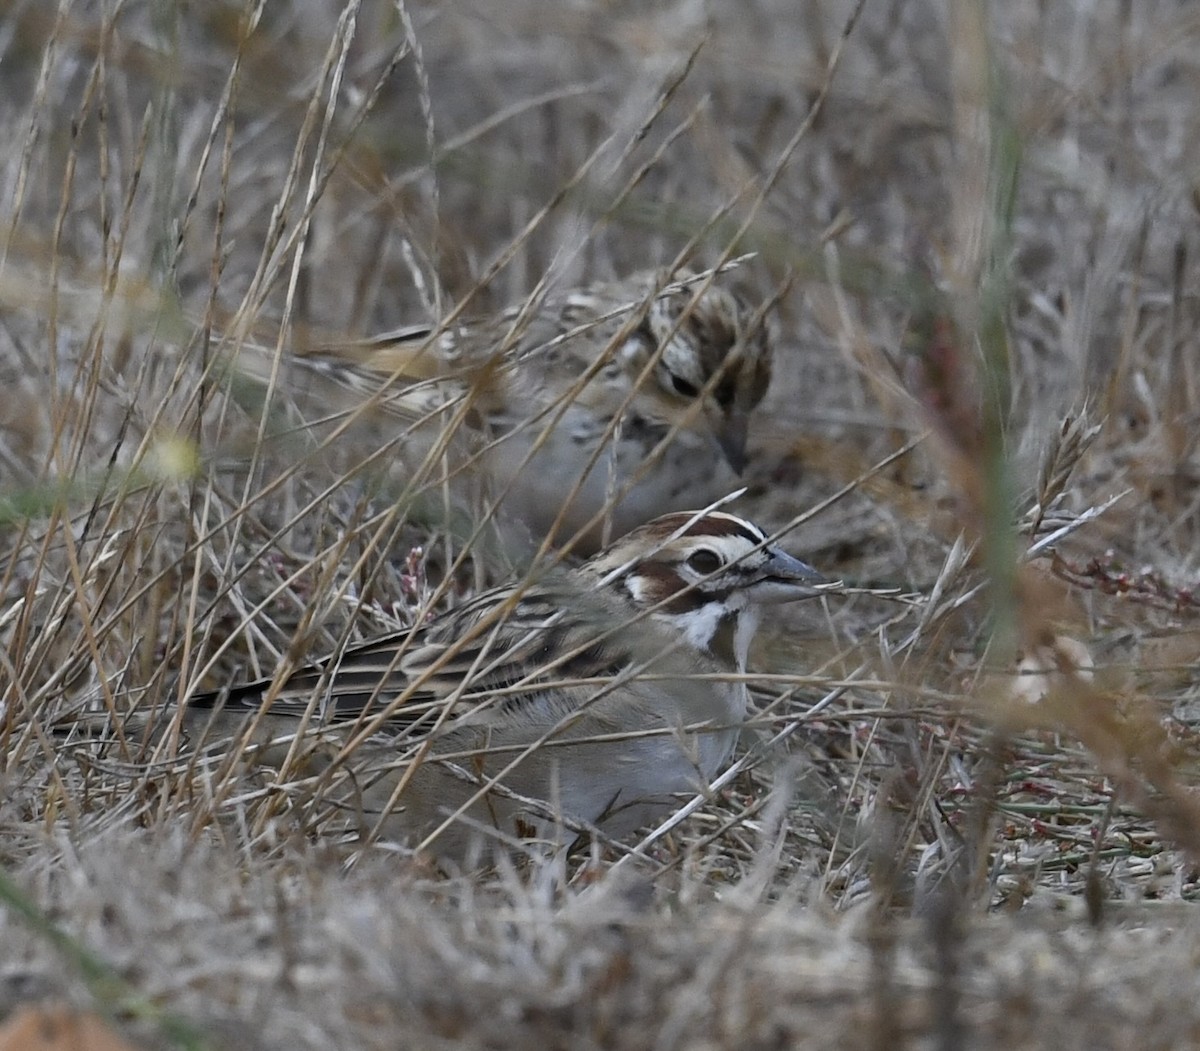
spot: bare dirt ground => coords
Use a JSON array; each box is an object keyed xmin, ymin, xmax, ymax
[{"xmin": 4, "ymin": 1, "xmax": 1200, "ymax": 1047}]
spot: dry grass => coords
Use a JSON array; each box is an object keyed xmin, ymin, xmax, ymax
[{"xmin": 4, "ymin": 0, "xmax": 1200, "ymax": 1046}]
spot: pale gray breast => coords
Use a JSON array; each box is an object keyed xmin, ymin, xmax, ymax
[
  {"xmin": 345, "ymin": 634, "xmax": 743, "ymax": 856},
  {"xmin": 480, "ymin": 399, "xmax": 741, "ymax": 550}
]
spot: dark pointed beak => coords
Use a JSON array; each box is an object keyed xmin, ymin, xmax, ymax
[
  {"xmin": 716, "ymin": 408, "xmax": 750, "ymax": 474},
  {"xmin": 758, "ymin": 548, "xmax": 840, "ymax": 603}
]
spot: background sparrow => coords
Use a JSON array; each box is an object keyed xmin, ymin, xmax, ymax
[{"xmin": 225, "ymin": 270, "xmax": 774, "ymax": 552}]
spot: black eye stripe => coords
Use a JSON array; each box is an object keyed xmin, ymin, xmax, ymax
[{"xmin": 671, "ymin": 374, "xmax": 700, "ymax": 398}]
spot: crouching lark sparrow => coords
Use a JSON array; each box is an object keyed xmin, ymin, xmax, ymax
[
  {"xmin": 184, "ymin": 510, "xmax": 832, "ymax": 862},
  {"xmin": 228, "ymin": 269, "xmax": 773, "ymax": 551}
]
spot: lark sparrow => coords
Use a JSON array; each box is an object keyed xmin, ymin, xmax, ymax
[
  {"xmin": 183, "ymin": 510, "xmax": 832, "ymax": 862},
  {"xmin": 228, "ymin": 269, "xmax": 773, "ymax": 551}
]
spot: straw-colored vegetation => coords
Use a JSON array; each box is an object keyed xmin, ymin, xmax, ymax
[{"xmin": 4, "ymin": 1, "xmax": 1200, "ymax": 1047}]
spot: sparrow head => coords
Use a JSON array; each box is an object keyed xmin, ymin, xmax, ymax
[
  {"xmin": 623, "ymin": 277, "xmax": 773, "ymax": 474},
  {"xmin": 585, "ymin": 510, "xmax": 831, "ymax": 657}
]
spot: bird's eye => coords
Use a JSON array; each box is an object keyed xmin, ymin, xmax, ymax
[
  {"xmin": 687, "ymin": 549, "xmax": 722, "ymax": 574},
  {"xmin": 671, "ymin": 375, "xmax": 700, "ymax": 398}
]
